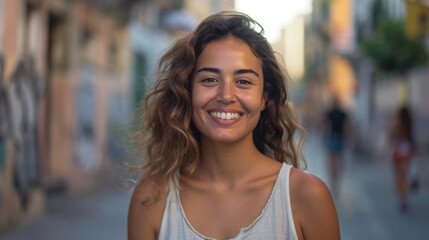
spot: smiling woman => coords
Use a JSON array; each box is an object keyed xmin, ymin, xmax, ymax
[
  {"xmin": 191, "ymin": 37, "xmax": 265, "ymax": 145},
  {"xmin": 126, "ymin": 11, "xmax": 340, "ymax": 240}
]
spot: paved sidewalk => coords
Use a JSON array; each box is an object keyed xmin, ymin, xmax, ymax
[{"xmin": 0, "ymin": 184, "xmax": 131, "ymax": 240}]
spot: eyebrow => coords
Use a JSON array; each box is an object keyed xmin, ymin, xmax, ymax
[{"xmin": 196, "ymin": 67, "xmax": 260, "ymax": 77}]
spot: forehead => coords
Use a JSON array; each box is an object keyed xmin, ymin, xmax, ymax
[{"xmin": 196, "ymin": 36, "xmax": 262, "ymax": 70}]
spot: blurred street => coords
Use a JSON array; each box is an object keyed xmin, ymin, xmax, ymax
[
  {"xmin": 305, "ymin": 132, "xmax": 429, "ymax": 240},
  {"xmin": 1, "ymin": 133, "xmax": 428, "ymax": 240},
  {"xmin": 0, "ymin": 178, "xmax": 131, "ymax": 240},
  {"xmin": 1, "ymin": 0, "xmax": 429, "ymax": 239}
]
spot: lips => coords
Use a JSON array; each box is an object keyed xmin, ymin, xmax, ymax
[{"xmin": 209, "ymin": 111, "xmax": 242, "ymax": 120}]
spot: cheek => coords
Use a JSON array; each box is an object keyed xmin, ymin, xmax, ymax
[
  {"xmin": 191, "ymin": 91, "xmax": 205, "ymax": 108},
  {"xmin": 243, "ymin": 94, "xmax": 265, "ymax": 111},
  {"xmin": 191, "ymin": 90, "xmax": 210, "ymax": 121}
]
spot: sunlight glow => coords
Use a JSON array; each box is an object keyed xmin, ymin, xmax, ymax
[{"xmin": 235, "ymin": 0, "xmax": 312, "ymax": 42}]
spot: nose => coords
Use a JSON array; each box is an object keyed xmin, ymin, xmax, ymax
[{"xmin": 217, "ymin": 80, "xmax": 236, "ymax": 104}]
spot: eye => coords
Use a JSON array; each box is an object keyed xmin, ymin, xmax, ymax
[
  {"xmin": 236, "ymin": 79, "xmax": 253, "ymax": 86},
  {"xmin": 200, "ymin": 77, "xmax": 218, "ymax": 86},
  {"xmin": 202, "ymin": 77, "xmax": 217, "ymax": 83}
]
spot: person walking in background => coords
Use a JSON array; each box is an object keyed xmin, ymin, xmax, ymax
[
  {"xmin": 127, "ymin": 11, "xmax": 340, "ymax": 240},
  {"xmin": 388, "ymin": 105, "xmax": 415, "ymax": 213},
  {"xmin": 322, "ymin": 97, "xmax": 351, "ymax": 197}
]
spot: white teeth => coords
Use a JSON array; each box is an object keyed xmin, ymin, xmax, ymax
[{"xmin": 210, "ymin": 112, "xmax": 240, "ymax": 120}]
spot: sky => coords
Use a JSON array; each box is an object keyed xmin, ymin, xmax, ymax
[{"xmin": 235, "ymin": 0, "xmax": 312, "ymax": 42}]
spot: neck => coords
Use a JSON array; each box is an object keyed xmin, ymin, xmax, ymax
[{"xmin": 195, "ymin": 137, "xmax": 266, "ymax": 183}]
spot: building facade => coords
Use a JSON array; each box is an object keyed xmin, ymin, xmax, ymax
[
  {"xmin": 0, "ymin": 0, "xmax": 135, "ymax": 229},
  {"xmin": 0, "ymin": 0, "xmax": 237, "ymax": 230}
]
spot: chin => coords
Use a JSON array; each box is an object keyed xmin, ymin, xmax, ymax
[{"xmin": 203, "ymin": 132, "xmax": 250, "ymax": 144}]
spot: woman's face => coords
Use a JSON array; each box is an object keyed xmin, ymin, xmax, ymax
[{"xmin": 191, "ymin": 36, "xmax": 266, "ymax": 145}]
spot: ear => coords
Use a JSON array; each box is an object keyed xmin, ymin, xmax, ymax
[{"xmin": 261, "ymin": 92, "xmax": 268, "ymax": 111}]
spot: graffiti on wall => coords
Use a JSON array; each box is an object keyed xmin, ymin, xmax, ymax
[
  {"xmin": 74, "ymin": 66, "xmax": 98, "ymax": 173},
  {"xmin": 4, "ymin": 56, "xmax": 43, "ymax": 208},
  {"xmin": 106, "ymin": 93, "xmax": 129, "ymax": 162}
]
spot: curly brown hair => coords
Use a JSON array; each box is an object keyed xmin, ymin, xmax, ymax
[{"xmin": 126, "ymin": 11, "xmax": 306, "ymax": 193}]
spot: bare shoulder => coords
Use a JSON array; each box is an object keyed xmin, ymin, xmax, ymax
[
  {"xmin": 289, "ymin": 168, "xmax": 331, "ymax": 202},
  {"xmin": 289, "ymin": 168, "xmax": 340, "ymax": 240},
  {"xmin": 128, "ymin": 174, "xmax": 167, "ymax": 240}
]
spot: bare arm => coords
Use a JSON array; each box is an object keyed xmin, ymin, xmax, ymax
[
  {"xmin": 291, "ymin": 169, "xmax": 340, "ymax": 240},
  {"xmin": 128, "ymin": 179, "xmax": 165, "ymax": 240}
]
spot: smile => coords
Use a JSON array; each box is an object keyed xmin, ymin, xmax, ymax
[{"xmin": 209, "ymin": 112, "xmax": 241, "ymax": 120}]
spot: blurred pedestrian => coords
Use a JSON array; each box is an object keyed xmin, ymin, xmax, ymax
[
  {"xmin": 322, "ymin": 97, "xmax": 351, "ymax": 196},
  {"xmin": 388, "ymin": 105, "xmax": 415, "ymax": 213},
  {"xmin": 127, "ymin": 11, "xmax": 340, "ymax": 240}
]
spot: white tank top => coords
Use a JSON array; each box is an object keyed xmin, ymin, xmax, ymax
[{"xmin": 158, "ymin": 163, "xmax": 298, "ymax": 240}]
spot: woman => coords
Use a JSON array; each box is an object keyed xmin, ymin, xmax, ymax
[
  {"xmin": 389, "ymin": 105, "xmax": 415, "ymax": 213},
  {"xmin": 323, "ymin": 97, "xmax": 350, "ymax": 197},
  {"xmin": 127, "ymin": 11, "xmax": 340, "ymax": 240}
]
